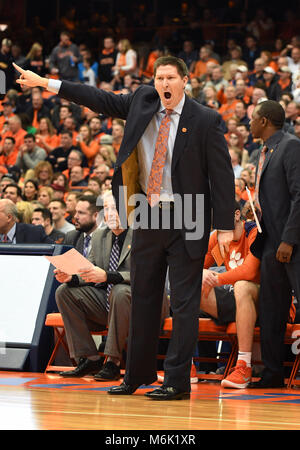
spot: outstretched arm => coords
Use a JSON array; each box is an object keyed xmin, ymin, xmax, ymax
[{"xmin": 13, "ymin": 62, "xmax": 132, "ymax": 119}]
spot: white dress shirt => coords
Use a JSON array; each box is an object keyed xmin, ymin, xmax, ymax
[{"xmin": 137, "ymin": 94, "xmax": 185, "ymax": 202}]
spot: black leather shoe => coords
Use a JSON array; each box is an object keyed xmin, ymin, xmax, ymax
[
  {"xmin": 59, "ymin": 357, "xmax": 103, "ymax": 377},
  {"xmin": 94, "ymin": 361, "xmax": 121, "ymax": 381},
  {"xmin": 107, "ymin": 381, "xmax": 141, "ymax": 395},
  {"xmin": 144, "ymin": 386, "xmax": 190, "ymax": 400}
]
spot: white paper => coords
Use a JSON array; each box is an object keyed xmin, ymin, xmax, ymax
[
  {"xmin": 45, "ymin": 248, "xmax": 94, "ymax": 275},
  {"xmin": 246, "ymin": 187, "xmax": 262, "ymax": 233}
]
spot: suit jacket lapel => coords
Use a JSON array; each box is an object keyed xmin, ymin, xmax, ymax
[
  {"xmin": 77, "ymin": 233, "xmax": 85, "ymax": 254},
  {"xmin": 103, "ymin": 228, "xmax": 113, "ymax": 270},
  {"xmin": 171, "ymin": 95, "xmax": 194, "ymax": 172},
  {"xmin": 118, "ymin": 229, "xmax": 132, "ymax": 267}
]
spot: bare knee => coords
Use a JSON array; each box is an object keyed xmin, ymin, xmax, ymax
[{"xmin": 234, "ymin": 281, "xmax": 258, "ymax": 306}]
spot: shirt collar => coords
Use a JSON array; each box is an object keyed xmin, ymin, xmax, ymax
[
  {"xmin": 264, "ymin": 129, "xmax": 284, "ymax": 150},
  {"xmin": 1, "ymin": 223, "xmax": 16, "ymax": 242},
  {"xmin": 158, "ymin": 93, "xmax": 186, "ymax": 115}
]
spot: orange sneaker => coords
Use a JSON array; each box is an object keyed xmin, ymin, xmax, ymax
[
  {"xmin": 221, "ymin": 360, "xmax": 251, "ymax": 389},
  {"xmin": 157, "ymin": 363, "xmax": 198, "ymax": 384},
  {"xmin": 190, "ymin": 362, "xmax": 198, "ymax": 384}
]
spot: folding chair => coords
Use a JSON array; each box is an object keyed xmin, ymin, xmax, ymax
[{"xmin": 44, "ymin": 312, "xmax": 108, "ymax": 373}]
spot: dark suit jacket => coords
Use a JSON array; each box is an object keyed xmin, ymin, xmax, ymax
[
  {"xmin": 63, "ymin": 229, "xmax": 85, "ymax": 254},
  {"xmin": 251, "ymin": 130, "xmax": 300, "ymax": 261},
  {"xmin": 59, "ymin": 82, "xmax": 235, "ymax": 260},
  {"xmin": 16, "ymin": 223, "xmax": 54, "ymax": 244}
]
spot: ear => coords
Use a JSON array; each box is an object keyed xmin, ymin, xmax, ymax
[
  {"xmin": 235, "ymin": 209, "xmax": 241, "ymax": 221},
  {"xmin": 182, "ymin": 75, "xmax": 189, "ymax": 88}
]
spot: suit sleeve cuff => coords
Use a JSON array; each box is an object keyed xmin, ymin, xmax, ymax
[
  {"xmin": 106, "ymin": 271, "xmax": 124, "ymax": 284},
  {"xmin": 67, "ymin": 275, "xmax": 80, "ymax": 287}
]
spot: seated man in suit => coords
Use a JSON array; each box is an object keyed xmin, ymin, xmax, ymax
[
  {"xmin": 54, "ymin": 191, "xmax": 133, "ymax": 378},
  {"xmin": 63, "ymin": 194, "xmax": 100, "ymax": 257},
  {"xmin": 200, "ymin": 202, "xmax": 260, "ymax": 389},
  {"xmin": 0, "ymin": 198, "xmax": 53, "ymax": 243}
]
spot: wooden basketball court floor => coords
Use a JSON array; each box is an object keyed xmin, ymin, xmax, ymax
[{"xmin": 1, "ymin": 370, "xmax": 300, "ymax": 431}]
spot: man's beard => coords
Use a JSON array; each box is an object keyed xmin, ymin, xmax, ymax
[{"xmin": 76, "ymin": 221, "xmax": 95, "ymax": 233}]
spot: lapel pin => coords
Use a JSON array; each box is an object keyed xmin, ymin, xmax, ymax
[
  {"xmin": 128, "ymin": 245, "xmax": 131, "ymax": 249},
  {"xmin": 182, "ymin": 127, "xmax": 187, "ymax": 133},
  {"xmin": 270, "ymin": 148, "xmax": 273, "ymax": 153}
]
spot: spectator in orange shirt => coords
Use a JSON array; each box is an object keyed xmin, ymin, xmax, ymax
[
  {"xmin": 141, "ymin": 47, "xmax": 163, "ymax": 80},
  {"xmin": 111, "ymin": 119, "xmax": 124, "ymax": 155},
  {"xmin": 76, "ymin": 124, "xmax": 99, "ymax": 167},
  {"xmin": 200, "ymin": 202, "xmax": 260, "ymax": 388},
  {"xmin": 2, "ymin": 116, "xmax": 27, "ymax": 153},
  {"xmin": 277, "ymin": 66, "xmax": 293, "ymax": 96},
  {"xmin": 247, "ymin": 87, "xmax": 267, "ymax": 119},
  {"xmin": 89, "ymin": 116, "xmax": 105, "ymax": 145},
  {"xmin": 193, "ymin": 46, "xmax": 218, "ymax": 79},
  {"xmin": 0, "ymin": 100, "xmax": 15, "ymax": 133},
  {"xmin": 35, "ymin": 117, "xmax": 59, "ymax": 154},
  {"xmin": 234, "ymin": 79, "xmax": 252, "ymax": 106},
  {"xmin": 218, "ymin": 85, "xmax": 239, "ymax": 122},
  {"xmin": 0, "ymin": 136, "xmax": 18, "ymax": 169},
  {"xmin": 25, "ymin": 90, "xmax": 51, "ymax": 130}
]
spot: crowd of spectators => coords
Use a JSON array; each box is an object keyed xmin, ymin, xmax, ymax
[{"xmin": 0, "ymin": 4, "xmax": 299, "ymax": 240}]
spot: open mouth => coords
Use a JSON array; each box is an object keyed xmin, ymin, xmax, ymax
[{"xmin": 164, "ymin": 92, "xmax": 171, "ymax": 99}]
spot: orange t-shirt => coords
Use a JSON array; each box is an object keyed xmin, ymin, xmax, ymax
[
  {"xmin": 0, "ymin": 149, "xmax": 19, "ymax": 167},
  {"xmin": 193, "ymin": 58, "xmax": 219, "ymax": 78},
  {"xmin": 218, "ymin": 99, "xmax": 239, "ymax": 122},
  {"xmin": 2, "ymin": 128, "xmax": 27, "ymax": 152},
  {"xmin": 204, "ymin": 222, "xmax": 260, "ymax": 286}
]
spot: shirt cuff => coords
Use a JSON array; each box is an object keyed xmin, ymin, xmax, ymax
[{"xmin": 47, "ymin": 79, "xmax": 62, "ymax": 94}]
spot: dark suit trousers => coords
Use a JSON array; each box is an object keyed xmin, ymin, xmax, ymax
[
  {"xmin": 124, "ymin": 208, "xmax": 204, "ymax": 392},
  {"xmin": 259, "ymin": 237, "xmax": 300, "ymax": 378}
]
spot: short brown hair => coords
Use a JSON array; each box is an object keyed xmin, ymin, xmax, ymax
[{"xmin": 154, "ymin": 56, "xmax": 189, "ymax": 78}]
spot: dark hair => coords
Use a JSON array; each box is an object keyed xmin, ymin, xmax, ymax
[
  {"xmin": 34, "ymin": 207, "xmax": 53, "ymax": 223},
  {"xmin": 60, "ymin": 129, "xmax": 73, "ymax": 138},
  {"xmin": 3, "ymin": 183, "xmax": 22, "ymax": 197},
  {"xmin": 256, "ymin": 100, "xmax": 285, "ymax": 129},
  {"xmin": 24, "ymin": 178, "xmax": 39, "ymax": 190},
  {"xmin": 4, "ymin": 136, "xmax": 15, "ymax": 145},
  {"xmin": 24, "ymin": 133, "xmax": 35, "ymax": 141},
  {"xmin": 49, "ymin": 198, "xmax": 66, "ymax": 208},
  {"xmin": 154, "ymin": 56, "xmax": 189, "ymax": 78},
  {"xmin": 77, "ymin": 194, "xmax": 102, "ymax": 213}
]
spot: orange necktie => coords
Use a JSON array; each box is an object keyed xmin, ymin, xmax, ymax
[
  {"xmin": 254, "ymin": 145, "xmax": 267, "ymax": 214},
  {"xmin": 147, "ymin": 109, "xmax": 172, "ymax": 207},
  {"xmin": 32, "ymin": 109, "xmax": 39, "ymax": 129}
]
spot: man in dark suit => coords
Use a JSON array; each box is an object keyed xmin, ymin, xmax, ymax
[
  {"xmin": 250, "ymin": 100, "xmax": 300, "ymax": 388},
  {"xmin": 0, "ymin": 198, "xmax": 53, "ymax": 244},
  {"xmin": 13, "ymin": 58, "xmax": 235, "ymax": 400},
  {"xmin": 63, "ymin": 195, "xmax": 100, "ymax": 257}
]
